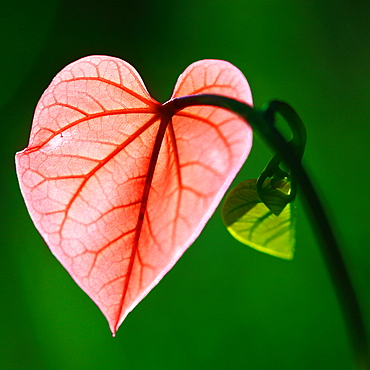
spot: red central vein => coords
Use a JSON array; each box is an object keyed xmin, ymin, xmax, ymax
[{"xmin": 115, "ymin": 112, "xmax": 173, "ymax": 331}]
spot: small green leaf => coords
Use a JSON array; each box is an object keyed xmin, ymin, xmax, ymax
[{"xmin": 222, "ymin": 179, "xmax": 295, "ymax": 260}]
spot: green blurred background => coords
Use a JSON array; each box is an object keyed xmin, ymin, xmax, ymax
[{"xmin": 1, "ymin": 1, "xmax": 369, "ymax": 369}]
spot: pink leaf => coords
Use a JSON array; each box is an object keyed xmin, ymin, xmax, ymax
[{"xmin": 15, "ymin": 56, "xmax": 253, "ymax": 335}]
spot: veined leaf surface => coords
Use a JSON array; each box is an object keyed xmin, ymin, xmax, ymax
[
  {"xmin": 15, "ymin": 56, "xmax": 253, "ymax": 334},
  {"xmin": 222, "ymin": 179, "xmax": 295, "ymax": 260}
]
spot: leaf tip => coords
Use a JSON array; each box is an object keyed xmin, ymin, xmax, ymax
[{"xmin": 110, "ymin": 324, "xmax": 117, "ymax": 337}]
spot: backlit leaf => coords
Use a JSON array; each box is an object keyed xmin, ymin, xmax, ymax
[
  {"xmin": 15, "ymin": 56, "xmax": 253, "ymax": 334},
  {"xmin": 222, "ymin": 179, "xmax": 295, "ymax": 260}
]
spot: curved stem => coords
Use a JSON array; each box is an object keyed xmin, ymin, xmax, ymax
[{"xmin": 163, "ymin": 95, "xmax": 369, "ymax": 368}]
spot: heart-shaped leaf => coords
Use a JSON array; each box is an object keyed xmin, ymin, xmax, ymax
[
  {"xmin": 15, "ymin": 56, "xmax": 253, "ymax": 334},
  {"xmin": 222, "ymin": 179, "xmax": 295, "ymax": 260}
]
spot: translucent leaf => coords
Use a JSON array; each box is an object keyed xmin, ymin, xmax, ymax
[
  {"xmin": 15, "ymin": 56, "xmax": 253, "ymax": 334},
  {"xmin": 222, "ymin": 179, "xmax": 295, "ymax": 260}
]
